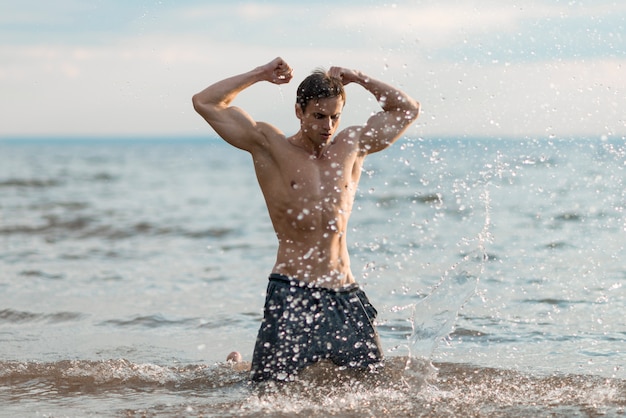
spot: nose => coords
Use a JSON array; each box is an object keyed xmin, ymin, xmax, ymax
[{"xmin": 321, "ymin": 116, "xmax": 333, "ymax": 130}]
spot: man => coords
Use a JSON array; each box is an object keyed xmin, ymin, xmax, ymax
[{"xmin": 192, "ymin": 57, "xmax": 420, "ymax": 381}]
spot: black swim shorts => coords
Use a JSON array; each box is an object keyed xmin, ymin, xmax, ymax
[{"xmin": 250, "ymin": 273, "xmax": 384, "ymax": 382}]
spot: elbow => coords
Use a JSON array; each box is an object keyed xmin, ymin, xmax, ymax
[
  {"xmin": 192, "ymin": 94, "xmax": 221, "ymax": 119},
  {"xmin": 411, "ymin": 100, "xmax": 421, "ymax": 119},
  {"xmin": 405, "ymin": 100, "xmax": 420, "ymax": 122},
  {"xmin": 191, "ymin": 94, "xmax": 203, "ymax": 114},
  {"xmin": 409, "ymin": 100, "xmax": 420, "ymax": 121}
]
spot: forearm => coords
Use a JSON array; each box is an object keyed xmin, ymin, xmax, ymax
[
  {"xmin": 353, "ymin": 72, "xmax": 419, "ymax": 114},
  {"xmin": 193, "ymin": 57, "xmax": 292, "ymax": 116},
  {"xmin": 192, "ymin": 66, "xmax": 266, "ymax": 111},
  {"xmin": 364, "ymin": 76, "xmax": 419, "ymax": 113}
]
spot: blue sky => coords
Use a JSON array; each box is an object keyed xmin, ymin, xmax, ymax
[{"xmin": 1, "ymin": 0, "xmax": 624, "ymax": 139}]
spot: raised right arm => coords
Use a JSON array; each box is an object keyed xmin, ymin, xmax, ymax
[{"xmin": 192, "ymin": 57, "xmax": 293, "ymax": 152}]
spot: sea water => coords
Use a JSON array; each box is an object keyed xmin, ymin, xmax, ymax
[{"xmin": 0, "ymin": 137, "xmax": 624, "ymax": 416}]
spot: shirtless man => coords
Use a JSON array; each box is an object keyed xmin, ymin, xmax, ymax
[{"xmin": 192, "ymin": 57, "xmax": 420, "ymax": 381}]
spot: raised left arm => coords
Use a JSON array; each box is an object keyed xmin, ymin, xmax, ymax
[{"xmin": 329, "ymin": 67, "xmax": 420, "ymax": 154}]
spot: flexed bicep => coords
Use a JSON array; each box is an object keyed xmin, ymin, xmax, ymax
[
  {"xmin": 359, "ymin": 107, "xmax": 419, "ymax": 155},
  {"xmin": 326, "ymin": 67, "xmax": 419, "ymax": 155},
  {"xmin": 194, "ymin": 102, "xmax": 266, "ymax": 151}
]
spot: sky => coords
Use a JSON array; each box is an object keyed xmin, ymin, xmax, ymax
[{"xmin": 1, "ymin": 0, "xmax": 625, "ymax": 139}]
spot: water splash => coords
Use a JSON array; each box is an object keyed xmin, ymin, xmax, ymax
[
  {"xmin": 408, "ymin": 248, "xmax": 486, "ymax": 360},
  {"xmin": 407, "ymin": 183, "xmax": 492, "ymax": 361},
  {"xmin": 277, "ymin": 85, "xmax": 285, "ymax": 103}
]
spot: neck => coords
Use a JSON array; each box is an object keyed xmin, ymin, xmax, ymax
[{"xmin": 291, "ymin": 131, "xmax": 329, "ymax": 159}]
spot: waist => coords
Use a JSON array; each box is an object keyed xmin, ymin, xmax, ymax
[{"xmin": 269, "ymin": 273, "xmax": 360, "ymax": 294}]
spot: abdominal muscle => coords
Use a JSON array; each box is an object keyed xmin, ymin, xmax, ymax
[
  {"xmin": 272, "ymin": 226, "xmax": 355, "ymax": 289},
  {"xmin": 266, "ymin": 178, "xmax": 358, "ymax": 289}
]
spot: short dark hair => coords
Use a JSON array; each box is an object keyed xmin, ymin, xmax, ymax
[{"xmin": 296, "ymin": 69, "xmax": 345, "ymax": 112}]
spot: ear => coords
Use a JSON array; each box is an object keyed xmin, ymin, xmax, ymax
[{"xmin": 295, "ymin": 103, "xmax": 304, "ymax": 120}]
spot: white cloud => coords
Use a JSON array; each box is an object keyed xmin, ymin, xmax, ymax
[
  {"xmin": 418, "ymin": 57, "xmax": 626, "ymax": 138},
  {"xmin": 329, "ymin": 3, "xmax": 518, "ymax": 47},
  {"xmin": 0, "ymin": 1, "xmax": 624, "ymax": 138}
]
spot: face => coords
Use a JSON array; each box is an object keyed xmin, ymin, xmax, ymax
[{"xmin": 296, "ymin": 96, "xmax": 344, "ymax": 147}]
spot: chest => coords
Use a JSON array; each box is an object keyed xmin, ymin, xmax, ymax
[
  {"xmin": 283, "ymin": 147, "xmax": 362, "ymax": 201},
  {"xmin": 252, "ymin": 136, "xmax": 366, "ymax": 213}
]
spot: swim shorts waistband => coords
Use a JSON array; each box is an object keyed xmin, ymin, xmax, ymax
[{"xmin": 268, "ymin": 273, "xmax": 360, "ymax": 294}]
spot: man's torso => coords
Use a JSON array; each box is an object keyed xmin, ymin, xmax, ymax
[{"xmin": 250, "ymin": 126, "xmax": 366, "ymax": 288}]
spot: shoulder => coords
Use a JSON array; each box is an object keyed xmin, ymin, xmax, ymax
[
  {"xmin": 335, "ymin": 126, "xmax": 370, "ymax": 155},
  {"xmin": 335, "ymin": 126, "xmax": 362, "ymax": 143},
  {"xmin": 246, "ymin": 122, "xmax": 290, "ymax": 161},
  {"xmin": 249, "ymin": 122, "xmax": 285, "ymax": 149}
]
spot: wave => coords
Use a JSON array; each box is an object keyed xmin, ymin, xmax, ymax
[
  {"xmin": 0, "ymin": 359, "xmax": 247, "ymax": 393},
  {"xmin": 18, "ymin": 269, "xmax": 65, "ymax": 279},
  {"xmin": 97, "ymin": 312, "xmax": 250, "ymax": 330},
  {"xmin": 0, "ymin": 215, "xmax": 234, "ymax": 241},
  {"xmin": 99, "ymin": 314, "xmax": 203, "ymax": 329},
  {"xmin": 375, "ymin": 192, "xmax": 444, "ymax": 207},
  {"xmin": 0, "ymin": 357, "xmax": 623, "ymax": 417},
  {"xmin": 0, "ymin": 309, "xmax": 251, "ymax": 331},
  {"xmin": 0, "ymin": 173, "xmax": 115, "ymax": 189},
  {"xmin": 0, "ymin": 178, "xmax": 62, "ymax": 188},
  {"xmin": 0, "ymin": 309, "xmax": 85, "ymax": 324}
]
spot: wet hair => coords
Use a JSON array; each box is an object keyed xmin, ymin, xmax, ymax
[{"xmin": 296, "ymin": 68, "xmax": 345, "ymax": 112}]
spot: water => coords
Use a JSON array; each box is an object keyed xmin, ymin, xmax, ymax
[{"xmin": 1, "ymin": 137, "xmax": 625, "ymax": 416}]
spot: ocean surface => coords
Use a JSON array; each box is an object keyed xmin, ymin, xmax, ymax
[{"xmin": 0, "ymin": 136, "xmax": 624, "ymax": 417}]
